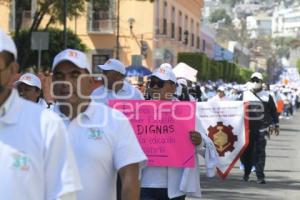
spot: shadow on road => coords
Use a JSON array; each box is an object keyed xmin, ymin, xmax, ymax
[{"xmin": 199, "ymin": 173, "xmax": 300, "ymax": 200}]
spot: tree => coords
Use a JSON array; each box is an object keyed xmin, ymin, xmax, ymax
[
  {"xmin": 14, "ymin": 28, "xmax": 87, "ymax": 72},
  {"xmin": 297, "ymin": 59, "xmax": 300, "ymax": 73},
  {"xmin": 209, "ymin": 9, "xmax": 232, "ymax": 25}
]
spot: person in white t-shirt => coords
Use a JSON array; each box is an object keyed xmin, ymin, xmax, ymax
[
  {"xmin": 91, "ymin": 58, "xmax": 144, "ymax": 105},
  {"xmin": 209, "ymin": 86, "xmax": 228, "ymax": 101},
  {"xmin": 51, "ymin": 49, "xmax": 147, "ymax": 200},
  {"xmin": 0, "ymin": 29, "xmax": 81, "ymax": 200},
  {"xmin": 15, "ymin": 72, "xmax": 52, "ymax": 108}
]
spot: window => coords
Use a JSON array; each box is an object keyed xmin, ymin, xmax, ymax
[
  {"xmin": 178, "ymin": 11, "xmax": 182, "ymax": 41},
  {"xmin": 162, "ymin": 1, "xmax": 168, "ymax": 35},
  {"xmin": 197, "ymin": 36, "xmax": 200, "ymax": 49},
  {"xmin": 10, "ymin": 0, "xmax": 33, "ymax": 31},
  {"xmin": 184, "ymin": 15, "xmax": 188, "ymax": 45},
  {"xmin": 88, "ymin": 0, "xmax": 115, "ymax": 33},
  {"xmin": 155, "ymin": 0, "xmax": 160, "ymax": 35},
  {"xmin": 92, "ymin": 49, "xmax": 113, "ymax": 72},
  {"xmin": 184, "ymin": 30, "xmax": 189, "ymax": 45},
  {"xmin": 178, "ymin": 27, "xmax": 182, "ymax": 41},
  {"xmin": 191, "ymin": 19, "xmax": 194, "ymax": 47},
  {"xmin": 171, "ymin": 6, "xmax": 175, "ymax": 38},
  {"xmin": 196, "ymin": 22, "xmax": 200, "ymax": 49}
]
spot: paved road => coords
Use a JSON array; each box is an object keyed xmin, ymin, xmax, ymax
[{"xmin": 189, "ymin": 111, "xmax": 300, "ymax": 200}]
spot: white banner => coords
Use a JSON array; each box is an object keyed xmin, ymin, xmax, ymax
[{"xmin": 196, "ymin": 101, "xmax": 249, "ymax": 179}]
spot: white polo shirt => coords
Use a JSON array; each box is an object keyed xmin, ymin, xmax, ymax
[
  {"xmin": 0, "ymin": 90, "xmax": 81, "ymax": 200},
  {"xmin": 55, "ymin": 102, "xmax": 147, "ymax": 200},
  {"xmin": 91, "ymin": 81, "xmax": 144, "ymax": 105}
]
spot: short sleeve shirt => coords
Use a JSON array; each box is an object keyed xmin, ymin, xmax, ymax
[
  {"xmin": 0, "ymin": 90, "xmax": 81, "ymax": 200},
  {"xmin": 55, "ymin": 102, "xmax": 147, "ymax": 200}
]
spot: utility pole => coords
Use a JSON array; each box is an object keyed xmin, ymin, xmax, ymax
[
  {"xmin": 63, "ymin": 0, "xmax": 67, "ymax": 49},
  {"xmin": 116, "ymin": 0, "xmax": 120, "ymax": 59}
]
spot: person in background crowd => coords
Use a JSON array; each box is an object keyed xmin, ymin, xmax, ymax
[
  {"xmin": 241, "ymin": 72, "xmax": 279, "ymax": 184},
  {"xmin": 91, "ymin": 58, "xmax": 144, "ymax": 105},
  {"xmin": 229, "ymin": 85, "xmax": 241, "ymax": 101},
  {"xmin": 0, "ymin": 28, "xmax": 81, "ymax": 200},
  {"xmin": 281, "ymin": 89, "xmax": 291, "ymax": 119},
  {"xmin": 51, "ymin": 49, "xmax": 147, "ymax": 200},
  {"xmin": 209, "ymin": 86, "xmax": 228, "ymax": 101},
  {"xmin": 175, "ymin": 78, "xmax": 191, "ymax": 101},
  {"xmin": 15, "ymin": 72, "xmax": 53, "ymax": 108}
]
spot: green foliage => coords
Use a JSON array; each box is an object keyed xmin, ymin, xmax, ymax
[
  {"xmin": 14, "ymin": 28, "xmax": 87, "ymax": 72},
  {"xmin": 209, "ymin": 9, "xmax": 232, "ymax": 25},
  {"xmin": 177, "ymin": 52, "xmax": 253, "ymax": 83},
  {"xmin": 297, "ymin": 59, "xmax": 300, "ymax": 73}
]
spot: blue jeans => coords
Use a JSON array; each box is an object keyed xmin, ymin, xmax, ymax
[{"xmin": 141, "ymin": 188, "xmax": 185, "ymax": 200}]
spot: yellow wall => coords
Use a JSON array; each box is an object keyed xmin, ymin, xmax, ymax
[
  {"xmin": 0, "ymin": 2, "xmax": 11, "ymax": 34},
  {"xmin": 119, "ymin": 0, "xmax": 154, "ymax": 68}
]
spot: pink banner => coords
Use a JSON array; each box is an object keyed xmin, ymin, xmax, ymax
[{"xmin": 109, "ymin": 100, "xmax": 196, "ymax": 168}]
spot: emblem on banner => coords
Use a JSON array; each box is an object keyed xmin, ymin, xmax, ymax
[{"xmin": 208, "ymin": 122, "xmax": 237, "ymax": 156}]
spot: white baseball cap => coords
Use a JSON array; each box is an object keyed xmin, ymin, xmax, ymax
[
  {"xmin": 151, "ymin": 63, "xmax": 177, "ymax": 83},
  {"xmin": 97, "ymin": 58, "xmax": 126, "ymax": 75},
  {"xmin": 52, "ymin": 49, "xmax": 91, "ymax": 73},
  {"xmin": 251, "ymin": 72, "xmax": 263, "ymax": 80},
  {"xmin": 0, "ymin": 29, "xmax": 17, "ymax": 60},
  {"xmin": 217, "ymin": 86, "xmax": 225, "ymax": 92},
  {"xmin": 15, "ymin": 73, "xmax": 42, "ymax": 89}
]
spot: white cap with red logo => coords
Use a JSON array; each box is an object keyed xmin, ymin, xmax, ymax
[
  {"xmin": 151, "ymin": 63, "xmax": 177, "ymax": 83},
  {"xmin": 15, "ymin": 73, "xmax": 42, "ymax": 89},
  {"xmin": 97, "ymin": 58, "xmax": 126, "ymax": 75},
  {"xmin": 52, "ymin": 49, "xmax": 91, "ymax": 73}
]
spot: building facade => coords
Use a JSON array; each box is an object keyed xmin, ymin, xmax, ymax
[
  {"xmin": 0, "ymin": 0, "xmax": 204, "ymax": 71},
  {"xmin": 247, "ymin": 15, "xmax": 272, "ymax": 37},
  {"xmin": 272, "ymin": 3, "xmax": 300, "ymax": 38}
]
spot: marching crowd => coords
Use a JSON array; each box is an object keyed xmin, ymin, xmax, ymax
[{"xmin": 0, "ymin": 28, "xmax": 296, "ymax": 200}]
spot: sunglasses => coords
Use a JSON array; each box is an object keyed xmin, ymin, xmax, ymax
[
  {"xmin": 149, "ymin": 78, "xmax": 165, "ymax": 88},
  {"xmin": 250, "ymin": 78, "xmax": 261, "ymax": 83}
]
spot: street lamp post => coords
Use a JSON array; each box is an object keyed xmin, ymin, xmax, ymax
[
  {"xmin": 63, "ymin": 0, "xmax": 67, "ymax": 49},
  {"xmin": 116, "ymin": 0, "xmax": 120, "ymax": 59}
]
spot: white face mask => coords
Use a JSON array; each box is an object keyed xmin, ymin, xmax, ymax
[
  {"xmin": 247, "ymin": 82, "xmax": 255, "ymax": 90},
  {"xmin": 253, "ymin": 82, "xmax": 262, "ymax": 90}
]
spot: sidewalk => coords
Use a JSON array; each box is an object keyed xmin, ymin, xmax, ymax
[{"xmin": 188, "ymin": 111, "xmax": 300, "ymax": 200}]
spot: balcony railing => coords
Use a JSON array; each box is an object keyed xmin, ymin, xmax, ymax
[{"xmin": 89, "ymin": 19, "xmax": 115, "ymax": 33}]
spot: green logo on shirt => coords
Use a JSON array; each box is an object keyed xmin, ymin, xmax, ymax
[
  {"xmin": 88, "ymin": 128, "xmax": 103, "ymax": 140},
  {"xmin": 11, "ymin": 153, "xmax": 30, "ymax": 171}
]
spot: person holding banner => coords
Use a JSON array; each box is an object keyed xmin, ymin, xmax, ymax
[
  {"xmin": 140, "ymin": 63, "xmax": 217, "ymax": 200},
  {"xmin": 51, "ymin": 49, "xmax": 147, "ymax": 200},
  {"xmin": 209, "ymin": 86, "xmax": 228, "ymax": 101},
  {"xmin": 241, "ymin": 72, "xmax": 279, "ymax": 184}
]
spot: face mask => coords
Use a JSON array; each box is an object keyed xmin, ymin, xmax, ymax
[
  {"xmin": 247, "ymin": 82, "xmax": 255, "ymax": 90},
  {"xmin": 253, "ymin": 82, "xmax": 262, "ymax": 90}
]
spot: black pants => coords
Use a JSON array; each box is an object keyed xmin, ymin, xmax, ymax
[
  {"xmin": 141, "ymin": 188, "xmax": 185, "ymax": 200},
  {"xmin": 241, "ymin": 129, "xmax": 267, "ymax": 179}
]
